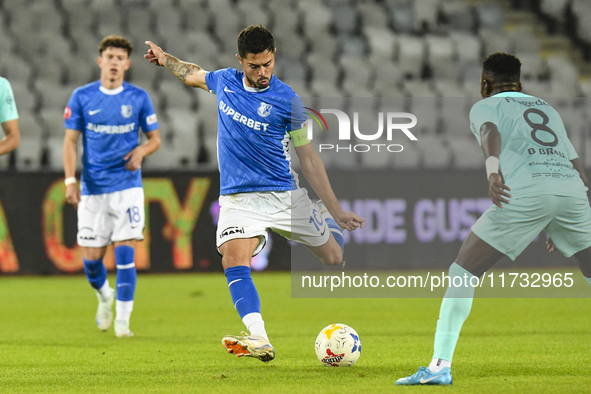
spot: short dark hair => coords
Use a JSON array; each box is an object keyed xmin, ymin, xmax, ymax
[
  {"xmin": 99, "ymin": 35, "xmax": 133, "ymax": 56},
  {"xmin": 237, "ymin": 25, "xmax": 275, "ymax": 58},
  {"xmin": 482, "ymin": 52, "xmax": 521, "ymax": 83}
]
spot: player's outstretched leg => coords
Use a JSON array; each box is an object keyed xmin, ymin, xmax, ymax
[
  {"xmin": 113, "ymin": 245, "xmax": 136, "ymax": 337},
  {"xmin": 397, "ymin": 263, "xmax": 473, "ymax": 385},
  {"xmin": 221, "ymin": 263, "xmax": 274, "ymax": 362},
  {"xmin": 396, "ymin": 262, "xmax": 473, "ymax": 386},
  {"xmin": 398, "ymin": 232, "xmax": 503, "ymax": 385},
  {"xmin": 83, "ymin": 255, "xmax": 115, "ymax": 331},
  {"xmin": 218, "ymin": 237, "xmax": 274, "ymax": 362}
]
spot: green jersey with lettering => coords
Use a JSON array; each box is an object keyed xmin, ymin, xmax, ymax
[{"xmin": 469, "ymin": 92, "xmax": 587, "ymax": 198}]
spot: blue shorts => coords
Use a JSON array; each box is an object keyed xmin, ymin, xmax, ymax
[{"xmin": 472, "ymin": 194, "xmax": 591, "ymax": 260}]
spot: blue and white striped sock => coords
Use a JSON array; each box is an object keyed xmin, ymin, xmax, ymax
[
  {"xmin": 225, "ymin": 266, "xmax": 268, "ymax": 340},
  {"xmin": 115, "ymin": 246, "xmax": 136, "ymax": 321}
]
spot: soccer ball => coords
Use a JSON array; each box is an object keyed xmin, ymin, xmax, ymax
[{"xmin": 315, "ymin": 323, "xmax": 362, "ymax": 367}]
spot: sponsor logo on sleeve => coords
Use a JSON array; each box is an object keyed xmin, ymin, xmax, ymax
[
  {"xmin": 146, "ymin": 114, "xmax": 158, "ymax": 125},
  {"xmin": 64, "ymin": 106, "xmax": 72, "ymax": 120}
]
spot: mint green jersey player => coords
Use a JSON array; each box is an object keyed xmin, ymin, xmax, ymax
[
  {"xmin": 398, "ymin": 53, "xmax": 591, "ymax": 387},
  {"xmin": 470, "ymin": 92, "xmax": 587, "ymax": 199},
  {"xmin": 470, "ymin": 91, "xmax": 591, "ymax": 259},
  {"xmin": 0, "ymin": 76, "xmax": 20, "ymax": 157},
  {"xmin": 0, "ymin": 77, "xmax": 18, "ymax": 123}
]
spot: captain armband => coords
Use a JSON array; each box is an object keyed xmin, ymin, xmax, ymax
[{"xmin": 290, "ymin": 126, "xmax": 310, "ymax": 147}]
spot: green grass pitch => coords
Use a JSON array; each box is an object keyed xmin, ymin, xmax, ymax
[{"xmin": 0, "ymin": 272, "xmax": 590, "ymax": 393}]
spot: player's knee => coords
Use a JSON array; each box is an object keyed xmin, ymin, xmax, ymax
[
  {"xmin": 82, "ymin": 247, "xmax": 106, "ymax": 261},
  {"xmin": 321, "ymin": 247, "xmax": 343, "ymax": 266},
  {"xmin": 222, "ymin": 254, "xmax": 250, "ymax": 270}
]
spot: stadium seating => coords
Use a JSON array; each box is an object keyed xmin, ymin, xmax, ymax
[
  {"xmin": 0, "ymin": 0, "xmax": 589, "ymax": 171},
  {"xmin": 14, "ymin": 113, "xmax": 44, "ymax": 171}
]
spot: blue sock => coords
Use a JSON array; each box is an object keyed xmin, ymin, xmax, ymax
[
  {"xmin": 326, "ymin": 218, "xmax": 344, "ymax": 253},
  {"xmin": 83, "ymin": 257, "xmax": 107, "ymax": 290},
  {"xmin": 115, "ymin": 246, "xmax": 136, "ymax": 302},
  {"xmin": 225, "ymin": 266, "xmax": 260, "ymax": 319}
]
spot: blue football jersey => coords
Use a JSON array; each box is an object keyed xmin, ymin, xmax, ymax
[
  {"xmin": 64, "ymin": 81, "xmax": 159, "ymax": 195},
  {"xmin": 205, "ymin": 68, "xmax": 307, "ymax": 195}
]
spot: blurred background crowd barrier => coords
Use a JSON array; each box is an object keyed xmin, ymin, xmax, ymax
[{"xmin": 0, "ymin": 169, "xmax": 571, "ymax": 275}]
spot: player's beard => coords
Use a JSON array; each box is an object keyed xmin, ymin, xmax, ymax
[{"xmin": 246, "ymin": 74, "xmax": 269, "ymax": 89}]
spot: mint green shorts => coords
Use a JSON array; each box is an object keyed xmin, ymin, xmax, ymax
[{"xmin": 471, "ymin": 194, "xmax": 591, "ymax": 260}]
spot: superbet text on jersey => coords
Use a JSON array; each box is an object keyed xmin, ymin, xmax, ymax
[{"xmin": 205, "ymin": 68, "xmax": 307, "ymax": 195}]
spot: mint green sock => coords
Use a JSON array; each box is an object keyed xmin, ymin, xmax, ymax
[
  {"xmin": 586, "ymin": 277, "xmax": 591, "ymax": 286},
  {"xmin": 432, "ymin": 262, "xmax": 476, "ymax": 362}
]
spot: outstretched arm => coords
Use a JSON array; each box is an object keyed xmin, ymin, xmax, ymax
[
  {"xmin": 144, "ymin": 41, "xmax": 209, "ymax": 90},
  {"xmin": 480, "ymin": 121, "xmax": 511, "ymax": 208},
  {"xmin": 294, "ymin": 143, "xmax": 364, "ymax": 231}
]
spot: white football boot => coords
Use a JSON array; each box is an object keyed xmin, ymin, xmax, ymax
[
  {"xmin": 96, "ymin": 288, "xmax": 115, "ymax": 331},
  {"xmin": 114, "ymin": 319, "xmax": 134, "ymax": 338},
  {"xmin": 222, "ymin": 331, "xmax": 275, "ymax": 362}
]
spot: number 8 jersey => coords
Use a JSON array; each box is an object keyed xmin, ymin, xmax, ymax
[{"xmin": 470, "ymin": 92, "xmax": 587, "ymax": 198}]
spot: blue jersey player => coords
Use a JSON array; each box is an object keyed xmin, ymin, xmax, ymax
[
  {"xmin": 145, "ymin": 25, "xmax": 364, "ymax": 361},
  {"xmin": 64, "ymin": 35, "xmax": 161, "ymax": 338}
]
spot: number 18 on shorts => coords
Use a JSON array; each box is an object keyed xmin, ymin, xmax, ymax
[{"xmin": 77, "ymin": 187, "xmax": 145, "ymax": 247}]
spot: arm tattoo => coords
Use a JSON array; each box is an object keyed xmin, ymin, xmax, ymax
[{"xmin": 164, "ymin": 54, "xmax": 202, "ymax": 83}]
